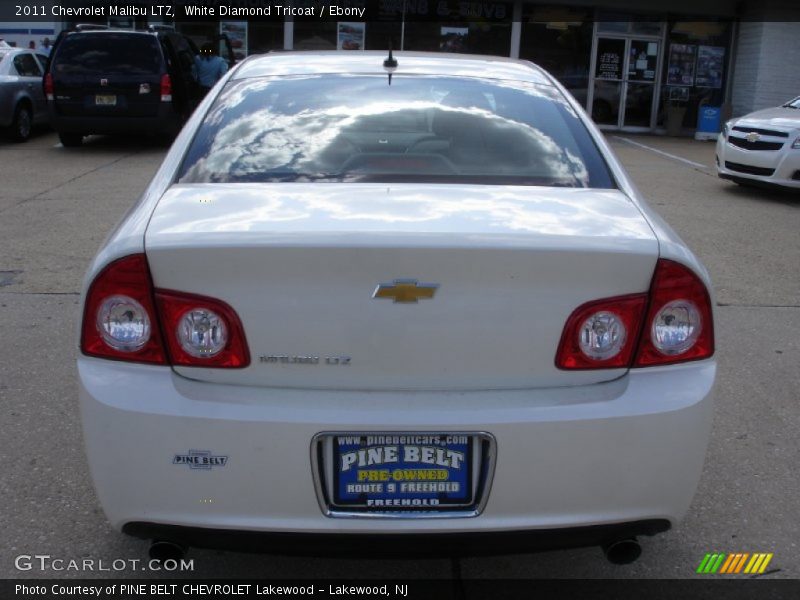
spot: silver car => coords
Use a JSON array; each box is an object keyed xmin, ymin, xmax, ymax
[
  {"xmin": 716, "ymin": 96, "xmax": 800, "ymax": 190},
  {"xmin": 0, "ymin": 46, "xmax": 49, "ymax": 142}
]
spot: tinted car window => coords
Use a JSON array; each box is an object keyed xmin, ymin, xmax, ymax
[
  {"xmin": 178, "ymin": 75, "xmax": 615, "ymax": 188},
  {"xmin": 13, "ymin": 53, "xmax": 42, "ymax": 77},
  {"xmin": 52, "ymin": 33, "xmax": 162, "ymax": 75}
]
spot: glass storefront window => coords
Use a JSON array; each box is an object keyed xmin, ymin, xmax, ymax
[
  {"xmin": 596, "ymin": 21, "xmax": 628, "ymax": 34},
  {"xmin": 597, "ymin": 14, "xmax": 663, "ymax": 36},
  {"xmin": 395, "ymin": 1, "xmax": 511, "ymax": 55},
  {"xmin": 294, "ymin": 20, "xmax": 337, "ymax": 50},
  {"xmin": 248, "ymin": 22, "xmax": 283, "ymax": 54},
  {"xmin": 401, "ymin": 21, "xmax": 511, "ymax": 55},
  {"xmin": 631, "ymin": 21, "xmax": 663, "ymax": 36},
  {"xmin": 178, "ymin": 23, "xmax": 218, "ymax": 50},
  {"xmin": 519, "ymin": 6, "xmax": 593, "ymax": 100},
  {"xmin": 657, "ymin": 20, "xmax": 732, "ymax": 131},
  {"xmin": 364, "ymin": 21, "xmax": 402, "ymax": 51}
]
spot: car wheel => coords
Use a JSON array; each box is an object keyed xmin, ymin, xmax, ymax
[
  {"xmin": 9, "ymin": 104, "xmax": 32, "ymax": 142},
  {"xmin": 58, "ymin": 132, "xmax": 83, "ymax": 147}
]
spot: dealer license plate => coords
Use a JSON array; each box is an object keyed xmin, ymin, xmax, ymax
[
  {"xmin": 95, "ymin": 95, "xmax": 117, "ymax": 106},
  {"xmin": 332, "ymin": 433, "xmax": 474, "ymax": 510}
]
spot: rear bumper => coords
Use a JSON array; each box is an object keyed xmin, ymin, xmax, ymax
[
  {"xmin": 79, "ymin": 357, "xmax": 714, "ymax": 538},
  {"xmin": 49, "ymin": 103, "xmax": 180, "ymax": 136},
  {"xmin": 123, "ymin": 519, "xmax": 670, "ymax": 557}
]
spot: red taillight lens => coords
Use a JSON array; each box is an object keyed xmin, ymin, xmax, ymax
[
  {"xmin": 555, "ymin": 294, "xmax": 648, "ymax": 369},
  {"xmin": 81, "ymin": 254, "xmax": 167, "ymax": 365},
  {"xmin": 634, "ymin": 259, "xmax": 714, "ymax": 366},
  {"xmin": 160, "ymin": 74, "xmax": 172, "ymax": 102},
  {"xmin": 81, "ymin": 255, "xmax": 249, "ymax": 368},
  {"xmin": 556, "ymin": 259, "xmax": 714, "ymax": 370},
  {"xmin": 44, "ymin": 73, "xmax": 54, "ymax": 100},
  {"xmin": 155, "ymin": 290, "xmax": 250, "ymax": 368}
]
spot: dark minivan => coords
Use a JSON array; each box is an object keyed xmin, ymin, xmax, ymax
[{"xmin": 45, "ymin": 29, "xmax": 207, "ymax": 146}]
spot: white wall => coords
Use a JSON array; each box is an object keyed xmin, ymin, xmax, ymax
[{"xmin": 731, "ymin": 2, "xmax": 800, "ymax": 116}]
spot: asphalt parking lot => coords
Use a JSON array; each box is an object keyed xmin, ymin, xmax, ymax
[{"xmin": 0, "ymin": 129, "xmax": 797, "ymax": 581}]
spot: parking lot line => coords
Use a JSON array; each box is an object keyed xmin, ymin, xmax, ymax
[{"xmin": 614, "ymin": 136, "xmax": 709, "ymax": 171}]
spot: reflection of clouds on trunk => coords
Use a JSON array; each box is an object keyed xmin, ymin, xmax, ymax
[
  {"xmin": 154, "ymin": 184, "xmax": 650, "ymax": 239},
  {"xmin": 180, "ymin": 76, "xmax": 599, "ymax": 187}
]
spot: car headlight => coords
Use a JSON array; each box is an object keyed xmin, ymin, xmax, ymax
[{"xmin": 792, "ymin": 135, "xmax": 800, "ymax": 149}]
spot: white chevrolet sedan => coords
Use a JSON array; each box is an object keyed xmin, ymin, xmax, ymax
[
  {"xmin": 78, "ymin": 52, "xmax": 715, "ymax": 564},
  {"xmin": 716, "ymin": 96, "xmax": 800, "ymax": 189}
]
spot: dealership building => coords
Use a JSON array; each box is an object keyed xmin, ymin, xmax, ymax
[{"xmin": 2, "ymin": 0, "xmax": 798, "ymax": 134}]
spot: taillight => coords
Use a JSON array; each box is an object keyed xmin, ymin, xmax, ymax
[
  {"xmin": 555, "ymin": 294, "xmax": 648, "ymax": 369},
  {"xmin": 160, "ymin": 74, "xmax": 172, "ymax": 102},
  {"xmin": 634, "ymin": 259, "xmax": 714, "ymax": 366},
  {"xmin": 44, "ymin": 73, "xmax": 54, "ymax": 101},
  {"xmin": 81, "ymin": 255, "xmax": 249, "ymax": 368},
  {"xmin": 556, "ymin": 259, "xmax": 714, "ymax": 370},
  {"xmin": 156, "ymin": 290, "xmax": 250, "ymax": 368},
  {"xmin": 81, "ymin": 254, "xmax": 167, "ymax": 365}
]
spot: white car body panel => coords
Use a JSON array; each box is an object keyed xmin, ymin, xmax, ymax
[
  {"xmin": 716, "ymin": 100, "xmax": 800, "ymax": 189},
  {"xmin": 80, "ymin": 357, "xmax": 714, "ymax": 532},
  {"xmin": 145, "ymin": 184, "xmax": 658, "ymax": 390},
  {"xmin": 78, "ymin": 52, "xmax": 716, "ymax": 546},
  {"xmin": 729, "ymin": 105, "xmax": 800, "ymax": 128}
]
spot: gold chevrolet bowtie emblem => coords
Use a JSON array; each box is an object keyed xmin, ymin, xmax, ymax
[
  {"xmin": 372, "ymin": 279, "xmax": 439, "ymax": 303},
  {"xmin": 745, "ymin": 131, "xmax": 761, "ymax": 143}
]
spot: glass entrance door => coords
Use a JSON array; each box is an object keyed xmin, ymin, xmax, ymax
[{"xmin": 591, "ymin": 37, "xmax": 660, "ymax": 129}]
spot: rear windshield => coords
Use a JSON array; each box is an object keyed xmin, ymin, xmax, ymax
[
  {"xmin": 52, "ymin": 33, "xmax": 162, "ymax": 75},
  {"xmin": 177, "ymin": 75, "xmax": 615, "ymax": 188}
]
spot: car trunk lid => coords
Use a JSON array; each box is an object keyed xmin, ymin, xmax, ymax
[{"xmin": 145, "ymin": 183, "xmax": 659, "ymax": 390}]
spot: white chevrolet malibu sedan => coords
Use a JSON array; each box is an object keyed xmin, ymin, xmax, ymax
[
  {"xmin": 716, "ymin": 95, "xmax": 800, "ymax": 189},
  {"xmin": 78, "ymin": 52, "xmax": 715, "ymax": 564}
]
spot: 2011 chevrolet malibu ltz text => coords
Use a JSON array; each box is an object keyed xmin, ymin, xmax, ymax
[{"xmin": 77, "ymin": 51, "xmax": 715, "ymax": 564}]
